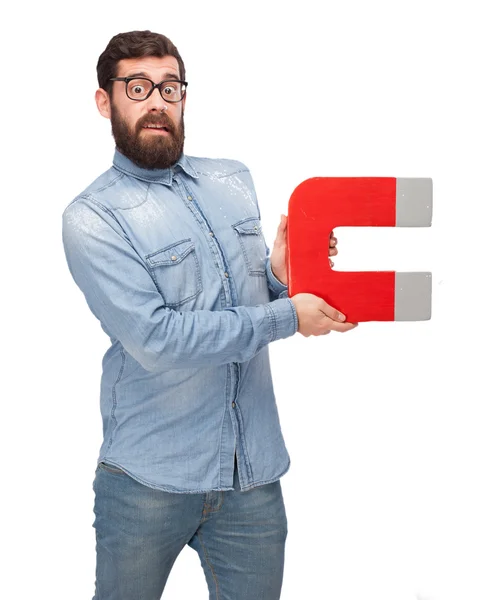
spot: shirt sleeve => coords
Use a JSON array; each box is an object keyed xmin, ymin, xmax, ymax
[
  {"xmin": 265, "ymin": 253, "xmax": 289, "ymax": 299},
  {"xmin": 62, "ymin": 196, "xmax": 298, "ymax": 372}
]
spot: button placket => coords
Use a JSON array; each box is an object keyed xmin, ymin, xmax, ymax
[{"xmin": 176, "ymin": 176, "xmax": 234, "ymax": 305}]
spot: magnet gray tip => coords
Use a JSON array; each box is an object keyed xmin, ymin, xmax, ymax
[
  {"xmin": 396, "ymin": 178, "xmax": 433, "ymax": 227},
  {"xmin": 395, "ymin": 272, "xmax": 432, "ymax": 320}
]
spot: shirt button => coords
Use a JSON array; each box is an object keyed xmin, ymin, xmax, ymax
[
  {"xmin": 224, "ymin": 272, "xmax": 229, "ymax": 278},
  {"xmin": 171, "ymin": 256, "xmax": 177, "ymax": 261},
  {"xmin": 187, "ymin": 195, "xmax": 193, "ymax": 200},
  {"xmin": 232, "ymin": 402, "xmax": 236, "ymax": 408},
  {"xmin": 209, "ymin": 232, "xmax": 214, "ymax": 236}
]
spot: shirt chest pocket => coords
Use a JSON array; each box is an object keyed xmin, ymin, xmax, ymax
[
  {"xmin": 145, "ymin": 239, "xmax": 202, "ymax": 307},
  {"xmin": 232, "ymin": 217, "xmax": 267, "ymax": 276}
]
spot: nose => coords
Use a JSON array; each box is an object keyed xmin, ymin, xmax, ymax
[{"xmin": 144, "ymin": 85, "xmax": 165, "ymax": 111}]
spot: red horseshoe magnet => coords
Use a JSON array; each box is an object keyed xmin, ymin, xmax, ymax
[{"xmin": 287, "ymin": 177, "xmax": 432, "ymax": 322}]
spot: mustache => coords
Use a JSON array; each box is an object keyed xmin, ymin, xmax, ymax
[{"xmin": 137, "ymin": 114, "xmax": 175, "ymax": 131}]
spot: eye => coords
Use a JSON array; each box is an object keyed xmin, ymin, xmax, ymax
[
  {"xmin": 126, "ymin": 79, "xmax": 152, "ymax": 99},
  {"xmin": 163, "ymin": 85, "xmax": 177, "ymax": 95}
]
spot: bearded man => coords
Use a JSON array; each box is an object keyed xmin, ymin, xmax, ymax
[{"xmin": 62, "ymin": 29, "xmax": 354, "ymax": 600}]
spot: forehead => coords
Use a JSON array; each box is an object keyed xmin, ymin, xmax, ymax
[{"xmin": 116, "ymin": 55, "xmax": 180, "ymax": 78}]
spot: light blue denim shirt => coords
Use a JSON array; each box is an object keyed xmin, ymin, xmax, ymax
[{"xmin": 62, "ymin": 148, "xmax": 298, "ymax": 493}]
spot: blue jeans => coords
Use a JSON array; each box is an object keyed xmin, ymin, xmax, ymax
[{"xmin": 92, "ymin": 459, "xmax": 288, "ymax": 599}]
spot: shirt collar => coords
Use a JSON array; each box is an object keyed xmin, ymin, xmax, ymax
[{"xmin": 112, "ymin": 147, "xmax": 199, "ymax": 184}]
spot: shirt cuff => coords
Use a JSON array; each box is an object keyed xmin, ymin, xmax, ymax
[
  {"xmin": 266, "ymin": 257, "xmax": 288, "ymax": 298},
  {"xmin": 265, "ymin": 298, "xmax": 298, "ymax": 342}
]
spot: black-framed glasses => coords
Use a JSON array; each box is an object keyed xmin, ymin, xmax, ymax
[{"xmin": 110, "ymin": 77, "xmax": 188, "ymax": 102}]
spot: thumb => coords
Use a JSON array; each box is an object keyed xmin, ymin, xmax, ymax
[{"xmin": 319, "ymin": 300, "xmax": 346, "ymax": 323}]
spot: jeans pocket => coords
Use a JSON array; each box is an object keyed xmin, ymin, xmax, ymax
[{"xmin": 232, "ymin": 217, "xmax": 267, "ymax": 276}]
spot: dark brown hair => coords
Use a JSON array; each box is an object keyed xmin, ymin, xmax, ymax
[{"xmin": 96, "ymin": 30, "xmax": 186, "ymax": 96}]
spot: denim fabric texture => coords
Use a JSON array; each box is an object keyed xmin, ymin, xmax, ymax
[
  {"xmin": 62, "ymin": 148, "xmax": 298, "ymax": 493},
  {"xmin": 92, "ymin": 459, "xmax": 288, "ymax": 599}
]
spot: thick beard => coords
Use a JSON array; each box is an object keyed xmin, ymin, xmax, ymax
[{"xmin": 110, "ymin": 102, "xmax": 185, "ymax": 170}]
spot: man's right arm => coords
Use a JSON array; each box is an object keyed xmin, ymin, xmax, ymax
[{"xmin": 62, "ymin": 197, "xmax": 298, "ymax": 372}]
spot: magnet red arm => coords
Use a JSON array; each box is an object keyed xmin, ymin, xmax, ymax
[{"xmin": 287, "ymin": 177, "xmax": 432, "ymax": 322}]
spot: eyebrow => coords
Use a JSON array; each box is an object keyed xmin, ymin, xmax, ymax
[{"xmin": 122, "ymin": 71, "xmax": 181, "ymax": 81}]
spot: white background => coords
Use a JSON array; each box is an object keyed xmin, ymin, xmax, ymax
[{"xmin": 2, "ymin": 1, "xmax": 478, "ymax": 599}]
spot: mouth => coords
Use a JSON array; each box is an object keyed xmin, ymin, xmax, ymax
[{"xmin": 142, "ymin": 123, "xmax": 170, "ymax": 135}]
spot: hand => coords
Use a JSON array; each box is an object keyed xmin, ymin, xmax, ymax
[
  {"xmin": 290, "ymin": 293, "xmax": 358, "ymax": 337},
  {"xmin": 270, "ymin": 215, "xmax": 339, "ymax": 284},
  {"xmin": 270, "ymin": 214, "xmax": 288, "ymax": 285}
]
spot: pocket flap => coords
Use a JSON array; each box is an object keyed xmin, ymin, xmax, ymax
[
  {"xmin": 146, "ymin": 239, "xmax": 195, "ymax": 267},
  {"xmin": 233, "ymin": 219, "xmax": 262, "ymax": 235}
]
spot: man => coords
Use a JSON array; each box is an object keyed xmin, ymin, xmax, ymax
[{"xmin": 62, "ymin": 29, "xmax": 357, "ymax": 600}]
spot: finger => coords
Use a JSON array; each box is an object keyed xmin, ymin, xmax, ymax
[
  {"xmin": 274, "ymin": 216, "xmax": 287, "ymax": 245},
  {"xmin": 329, "ymin": 259, "xmax": 334, "ymax": 267},
  {"xmin": 276, "ymin": 214, "xmax": 287, "ymax": 235},
  {"xmin": 329, "ymin": 321, "xmax": 359, "ymax": 333},
  {"xmin": 329, "ymin": 236, "xmax": 337, "ymax": 247},
  {"xmin": 329, "ymin": 247, "xmax": 338, "ymax": 257},
  {"xmin": 317, "ymin": 299, "xmax": 346, "ymax": 322},
  {"xmin": 281, "ymin": 214, "xmax": 288, "ymax": 227}
]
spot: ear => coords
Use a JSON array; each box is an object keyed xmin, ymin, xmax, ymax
[
  {"xmin": 95, "ymin": 88, "xmax": 111, "ymax": 119},
  {"xmin": 181, "ymin": 91, "xmax": 187, "ymax": 112}
]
